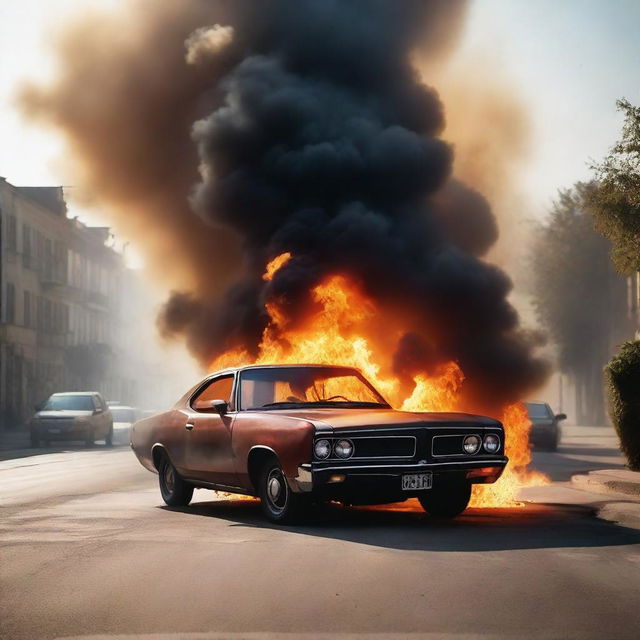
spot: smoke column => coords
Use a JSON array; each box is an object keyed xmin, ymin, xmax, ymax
[{"xmin": 21, "ymin": 0, "xmax": 548, "ymax": 413}]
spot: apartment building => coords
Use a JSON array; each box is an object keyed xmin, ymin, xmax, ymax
[{"xmin": 0, "ymin": 177, "xmax": 133, "ymax": 428}]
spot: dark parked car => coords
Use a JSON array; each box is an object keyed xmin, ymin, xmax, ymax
[
  {"xmin": 131, "ymin": 365, "xmax": 508, "ymax": 523},
  {"xmin": 30, "ymin": 392, "xmax": 113, "ymax": 447},
  {"xmin": 525, "ymin": 402, "xmax": 567, "ymax": 452}
]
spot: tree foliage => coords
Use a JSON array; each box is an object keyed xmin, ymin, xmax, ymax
[
  {"xmin": 530, "ymin": 183, "xmax": 626, "ymax": 423},
  {"xmin": 531, "ymin": 183, "xmax": 613, "ymax": 374},
  {"xmin": 605, "ymin": 340, "xmax": 640, "ymax": 470},
  {"xmin": 591, "ymin": 99, "xmax": 640, "ymax": 273}
]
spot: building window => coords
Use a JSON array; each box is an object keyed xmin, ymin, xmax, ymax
[
  {"xmin": 22, "ymin": 224, "xmax": 32, "ymax": 268},
  {"xmin": 6, "ymin": 283, "xmax": 16, "ymax": 324},
  {"xmin": 23, "ymin": 291, "xmax": 31, "ymax": 327},
  {"xmin": 7, "ymin": 215, "xmax": 17, "ymax": 252}
]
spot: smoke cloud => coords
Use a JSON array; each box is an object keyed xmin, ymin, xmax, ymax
[{"xmin": 21, "ymin": 0, "xmax": 548, "ymax": 412}]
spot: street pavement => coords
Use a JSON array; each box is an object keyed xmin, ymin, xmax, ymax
[{"xmin": 1, "ymin": 426, "xmax": 639, "ymax": 640}]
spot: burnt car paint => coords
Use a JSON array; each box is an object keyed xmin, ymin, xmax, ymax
[{"xmin": 131, "ymin": 365, "xmax": 508, "ymax": 516}]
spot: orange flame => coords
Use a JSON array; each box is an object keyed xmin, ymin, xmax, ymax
[
  {"xmin": 262, "ymin": 252, "xmax": 292, "ymax": 281},
  {"xmin": 212, "ymin": 253, "xmax": 547, "ymax": 508}
]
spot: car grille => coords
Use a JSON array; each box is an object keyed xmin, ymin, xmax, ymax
[
  {"xmin": 351, "ymin": 435, "xmax": 416, "ymax": 459},
  {"xmin": 40, "ymin": 419, "xmax": 75, "ymax": 429}
]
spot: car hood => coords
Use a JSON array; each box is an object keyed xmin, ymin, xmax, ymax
[
  {"xmin": 261, "ymin": 408, "xmax": 501, "ymax": 431},
  {"xmin": 36, "ymin": 410, "xmax": 94, "ymax": 419}
]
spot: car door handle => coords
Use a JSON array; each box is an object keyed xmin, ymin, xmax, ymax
[{"xmin": 185, "ymin": 423, "xmax": 195, "ymax": 431}]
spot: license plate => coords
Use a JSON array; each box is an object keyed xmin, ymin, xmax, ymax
[
  {"xmin": 48, "ymin": 429, "xmax": 61, "ymax": 434},
  {"xmin": 402, "ymin": 473, "xmax": 432, "ymax": 490}
]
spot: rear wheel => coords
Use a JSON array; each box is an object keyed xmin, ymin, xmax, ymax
[
  {"xmin": 258, "ymin": 460, "xmax": 306, "ymax": 524},
  {"xmin": 158, "ymin": 454, "xmax": 193, "ymax": 507},
  {"xmin": 418, "ymin": 480, "xmax": 471, "ymax": 518}
]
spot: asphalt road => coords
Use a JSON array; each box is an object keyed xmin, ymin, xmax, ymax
[{"xmin": 1, "ymin": 426, "xmax": 639, "ymax": 640}]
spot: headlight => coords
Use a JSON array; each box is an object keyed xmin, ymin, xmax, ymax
[
  {"xmin": 483, "ymin": 434, "xmax": 500, "ymax": 453},
  {"xmin": 334, "ymin": 439, "xmax": 354, "ymax": 459},
  {"xmin": 314, "ymin": 439, "xmax": 331, "ymax": 459},
  {"xmin": 462, "ymin": 434, "xmax": 481, "ymax": 455}
]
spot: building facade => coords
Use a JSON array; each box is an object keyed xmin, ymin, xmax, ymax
[{"xmin": 0, "ymin": 177, "xmax": 135, "ymax": 429}]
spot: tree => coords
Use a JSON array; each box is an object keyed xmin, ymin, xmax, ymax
[
  {"xmin": 530, "ymin": 183, "xmax": 627, "ymax": 424},
  {"xmin": 591, "ymin": 99, "xmax": 640, "ymax": 274}
]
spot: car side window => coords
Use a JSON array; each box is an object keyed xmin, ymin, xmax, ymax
[
  {"xmin": 192, "ymin": 375, "xmax": 235, "ymax": 412},
  {"xmin": 92, "ymin": 396, "xmax": 100, "ymax": 411}
]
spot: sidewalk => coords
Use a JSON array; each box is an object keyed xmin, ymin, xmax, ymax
[
  {"xmin": 572, "ymin": 468, "xmax": 640, "ymax": 497},
  {"xmin": 522, "ymin": 467, "xmax": 640, "ymax": 530}
]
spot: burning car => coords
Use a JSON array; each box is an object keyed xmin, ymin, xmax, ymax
[{"xmin": 131, "ymin": 364, "xmax": 508, "ymax": 523}]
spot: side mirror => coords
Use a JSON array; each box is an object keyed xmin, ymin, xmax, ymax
[
  {"xmin": 211, "ymin": 399, "xmax": 228, "ymax": 416},
  {"xmin": 94, "ymin": 407, "xmax": 103, "ymax": 415},
  {"xmin": 555, "ymin": 413, "xmax": 567, "ymax": 421}
]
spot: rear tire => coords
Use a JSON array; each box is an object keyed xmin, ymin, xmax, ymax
[
  {"xmin": 258, "ymin": 459, "xmax": 306, "ymax": 524},
  {"xmin": 158, "ymin": 454, "xmax": 193, "ymax": 507},
  {"xmin": 418, "ymin": 480, "xmax": 471, "ymax": 518}
]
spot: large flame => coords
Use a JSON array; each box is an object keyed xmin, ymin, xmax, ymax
[{"xmin": 212, "ymin": 254, "xmax": 547, "ymax": 508}]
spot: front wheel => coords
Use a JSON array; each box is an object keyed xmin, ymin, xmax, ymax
[
  {"xmin": 158, "ymin": 455, "xmax": 193, "ymax": 507},
  {"xmin": 258, "ymin": 460, "xmax": 306, "ymax": 524},
  {"xmin": 105, "ymin": 425, "xmax": 113, "ymax": 447},
  {"xmin": 418, "ymin": 481, "xmax": 471, "ymax": 518}
]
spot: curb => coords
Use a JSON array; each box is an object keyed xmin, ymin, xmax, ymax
[{"xmin": 571, "ymin": 469, "xmax": 640, "ymax": 498}]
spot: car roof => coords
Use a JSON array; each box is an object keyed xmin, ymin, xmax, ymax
[
  {"xmin": 525, "ymin": 401, "xmax": 548, "ymax": 406},
  {"xmin": 109, "ymin": 405, "xmax": 136, "ymax": 410},
  {"xmin": 49, "ymin": 391, "xmax": 101, "ymax": 397},
  {"xmin": 208, "ymin": 363, "xmax": 361, "ymax": 377}
]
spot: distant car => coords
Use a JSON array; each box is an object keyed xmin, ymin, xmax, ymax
[
  {"xmin": 30, "ymin": 392, "xmax": 113, "ymax": 447},
  {"xmin": 131, "ymin": 364, "xmax": 508, "ymax": 524},
  {"xmin": 108, "ymin": 405, "xmax": 139, "ymax": 445},
  {"xmin": 525, "ymin": 402, "xmax": 567, "ymax": 452}
]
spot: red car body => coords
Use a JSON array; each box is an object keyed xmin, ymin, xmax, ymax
[{"xmin": 131, "ymin": 365, "xmax": 507, "ymax": 522}]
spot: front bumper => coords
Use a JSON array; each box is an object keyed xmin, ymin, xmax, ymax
[
  {"xmin": 292, "ymin": 457, "xmax": 508, "ymax": 502},
  {"xmin": 31, "ymin": 423, "xmax": 91, "ymax": 440}
]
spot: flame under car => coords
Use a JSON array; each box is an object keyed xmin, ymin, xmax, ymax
[{"xmin": 130, "ymin": 365, "xmax": 508, "ymax": 523}]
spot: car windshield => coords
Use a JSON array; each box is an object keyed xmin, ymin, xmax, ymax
[
  {"xmin": 42, "ymin": 395, "xmax": 95, "ymax": 411},
  {"xmin": 526, "ymin": 403, "xmax": 552, "ymax": 419},
  {"xmin": 240, "ymin": 366, "xmax": 389, "ymax": 410},
  {"xmin": 111, "ymin": 408, "xmax": 136, "ymax": 423}
]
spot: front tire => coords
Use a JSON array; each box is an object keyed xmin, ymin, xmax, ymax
[
  {"xmin": 84, "ymin": 427, "xmax": 94, "ymax": 447},
  {"xmin": 105, "ymin": 424, "xmax": 113, "ymax": 447},
  {"xmin": 258, "ymin": 460, "xmax": 305, "ymax": 524},
  {"xmin": 418, "ymin": 480, "xmax": 471, "ymax": 518},
  {"xmin": 158, "ymin": 454, "xmax": 193, "ymax": 507}
]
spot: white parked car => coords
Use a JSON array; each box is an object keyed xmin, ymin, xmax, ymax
[{"xmin": 108, "ymin": 405, "xmax": 139, "ymax": 445}]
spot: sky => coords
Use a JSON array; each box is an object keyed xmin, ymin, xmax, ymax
[{"xmin": 0, "ymin": 0, "xmax": 639, "ymax": 222}]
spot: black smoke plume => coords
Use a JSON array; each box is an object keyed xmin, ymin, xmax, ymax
[{"xmin": 22, "ymin": 0, "xmax": 548, "ymax": 412}]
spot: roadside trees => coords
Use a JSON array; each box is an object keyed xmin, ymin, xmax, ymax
[{"xmin": 530, "ymin": 184, "xmax": 627, "ymax": 425}]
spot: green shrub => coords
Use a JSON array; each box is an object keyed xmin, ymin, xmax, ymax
[{"xmin": 605, "ymin": 341, "xmax": 640, "ymax": 470}]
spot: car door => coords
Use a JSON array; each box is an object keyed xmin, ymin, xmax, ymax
[
  {"xmin": 183, "ymin": 374, "xmax": 238, "ymax": 487},
  {"xmin": 90, "ymin": 395, "xmax": 108, "ymax": 437}
]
